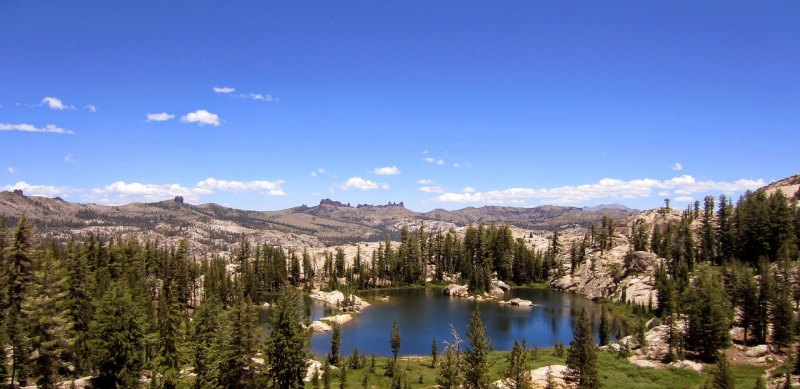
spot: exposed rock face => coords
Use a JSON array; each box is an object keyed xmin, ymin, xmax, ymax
[
  {"xmin": 488, "ymin": 286, "xmax": 505, "ymax": 297},
  {"xmin": 668, "ymin": 360, "xmax": 704, "ymax": 372},
  {"xmin": 745, "ymin": 344, "xmax": 769, "ymax": 358}
]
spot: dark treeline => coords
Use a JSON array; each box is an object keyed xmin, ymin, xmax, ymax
[
  {"xmin": 0, "ymin": 215, "xmax": 309, "ymax": 388},
  {"xmin": 319, "ymin": 224, "xmax": 559, "ymax": 294}
]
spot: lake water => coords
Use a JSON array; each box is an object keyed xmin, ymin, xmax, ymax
[{"xmin": 261, "ymin": 287, "xmax": 624, "ymax": 357}]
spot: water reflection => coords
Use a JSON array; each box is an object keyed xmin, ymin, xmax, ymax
[{"xmin": 261, "ymin": 287, "xmax": 625, "ymax": 357}]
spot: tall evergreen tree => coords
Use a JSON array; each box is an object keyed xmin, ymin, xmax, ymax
[
  {"xmin": 6, "ymin": 215, "xmax": 34, "ymax": 386},
  {"xmin": 463, "ymin": 305, "xmax": 491, "ymax": 389},
  {"xmin": 216, "ymin": 296, "xmax": 259, "ymax": 388},
  {"xmin": 266, "ymin": 288, "xmax": 310, "ymax": 389},
  {"xmin": 331, "ymin": 322, "xmax": 341, "ymax": 366},
  {"xmin": 189, "ymin": 299, "xmax": 221, "ymax": 389},
  {"xmin": 88, "ymin": 282, "xmax": 146, "ymax": 388},
  {"xmin": 24, "ymin": 246, "xmax": 71, "ymax": 389},
  {"xmin": 598, "ymin": 308, "xmax": 610, "ymax": 346},
  {"xmin": 390, "ymin": 320, "xmax": 401, "ymax": 366},
  {"xmin": 565, "ymin": 308, "xmax": 599, "ymax": 389},
  {"xmin": 684, "ymin": 268, "xmax": 730, "ymax": 361},
  {"xmin": 155, "ymin": 280, "xmax": 182, "ymax": 389},
  {"xmin": 707, "ymin": 353, "xmax": 734, "ymax": 389}
]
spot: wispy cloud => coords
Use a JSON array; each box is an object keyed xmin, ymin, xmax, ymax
[
  {"xmin": 419, "ymin": 186, "xmax": 444, "ymax": 193},
  {"xmin": 7, "ymin": 167, "xmax": 15, "ymax": 174},
  {"xmin": 672, "ymin": 162, "xmax": 683, "ymax": 171},
  {"xmin": 435, "ymin": 175, "xmax": 764, "ymax": 205},
  {"xmin": 0, "ymin": 123, "xmax": 74, "ymax": 134},
  {"xmin": 181, "ymin": 110, "xmax": 220, "ymax": 126},
  {"xmin": 239, "ymin": 93, "xmax": 274, "ymax": 102},
  {"xmin": 64, "ymin": 154, "xmax": 75, "ymax": 163},
  {"xmin": 416, "ymin": 179, "xmax": 434, "ymax": 185},
  {"xmin": 41, "ymin": 96, "xmax": 74, "ymax": 110},
  {"xmin": 213, "ymin": 86, "xmax": 236, "ymax": 94},
  {"xmin": 372, "ymin": 166, "xmax": 400, "ymax": 176},
  {"xmin": 310, "ymin": 168, "xmax": 326, "ymax": 177},
  {"xmin": 462, "ymin": 187, "xmax": 476, "ymax": 193},
  {"xmin": 423, "ymin": 157, "xmax": 444, "ymax": 165},
  {"xmin": 337, "ymin": 177, "xmax": 383, "ymax": 191},
  {"xmin": 146, "ymin": 112, "xmax": 175, "ymax": 122},
  {"xmin": 83, "ymin": 104, "xmax": 97, "ymax": 113},
  {"xmin": 88, "ymin": 177, "xmax": 285, "ymax": 204}
]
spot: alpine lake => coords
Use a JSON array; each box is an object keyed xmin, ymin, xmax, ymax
[{"xmin": 260, "ymin": 287, "xmax": 626, "ymax": 357}]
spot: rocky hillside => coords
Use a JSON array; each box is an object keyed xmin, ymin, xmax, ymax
[
  {"xmin": 0, "ymin": 191, "xmax": 636, "ymax": 248},
  {"xmin": 759, "ymin": 173, "xmax": 800, "ymax": 202}
]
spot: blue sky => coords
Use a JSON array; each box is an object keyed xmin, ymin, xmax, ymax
[{"xmin": 1, "ymin": 1, "xmax": 798, "ymax": 211}]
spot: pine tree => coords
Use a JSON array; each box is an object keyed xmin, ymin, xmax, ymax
[
  {"xmin": 25, "ymin": 246, "xmax": 72, "ymax": 389},
  {"xmin": 216, "ymin": 296, "xmax": 259, "ymax": 388},
  {"xmin": 431, "ymin": 338, "xmax": 438, "ymax": 368},
  {"xmin": 463, "ymin": 305, "xmax": 491, "ymax": 389},
  {"xmin": 331, "ymin": 322, "xmax": 342, "ymax": 365},
  {"xmin": 390, "ymin": 320, "xmax": 401, "ymax": 372},
  {"xmin": 685, "ymin": 268, "xmax": 730, "ymax": 361},
  {"xmin": 266, "ymin": 287, "xmax": 309, "ymax": 389},
  {"xmin": 88, "ymin": 282, "xmax": 146, "ymax": 388},
  {"xmin": 708, "ymin": 353, "xmax": 734, "ymax": 389},
  {"xmin": 189, "ymin": 299, "xmax": 221, "ymax": 389},
  {"xmin": 7, "ymin": 215, "xmax": 34, "ymax": 386},
  {"xmin": 339, "ymin": 363, "xmax": 349, "ymax": 389},
  {"xmin": 438, "ymin": 326, "xmax": 464, "ymax": 389},
  {"xmin": 505, "ymin": 340, "xmax": 531, "ymax": 389},
  {"xmin": 565, "ymin": 308, "xmax": 599, "ymax": 389},
  {"xmin": 599, "ymin": 308, "xmax": 609, "ymax": 346},
  {"xmin": 0, "ymin": 216, "xmax": 7, "ymax": 384},
  {"xmin": 322, "ymin": 358, "xmax": 332, "ymax": 389},
  {"xmin": 155, "ymin": 280, "xmax": 182, "ymax": 389},
  {"xmin": 64, "ymin": 240, "xmax": 93, "ymax": 374}
]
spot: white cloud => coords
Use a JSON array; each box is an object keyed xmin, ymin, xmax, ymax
[
  {"xmin": 196, "ymin": 178, "xmax": 285, "ymax": 196},
  {"xmin": 419, "ymin": 186, "xmax": 444, "ymax": 193},
  {"xmin": 7, "ymin": 167, "xmax": 15, "ymax": 173},
  {"xmin": 453, "ymin": 163, "xmax": 461, "ymax": 168},
  {"xmin": 41, "ymin": 97, "xmax": 73, "ymax": 110},
  {"xmin": 422, "ymin": 149, "xmax": 429, "ymax": 155},
  {"xmin": 146, "ymin": 112, "xmax": 175, "ymax": 122},
  {"xmin": 0, "ymin": 122, "xmax": 74, "ymax": 134},
  {"xmin": 181, "ymin": 110, "xmax": 220, "ymax": 126},
  {"xmin": 674, "ymin": 196, "xmax": 694, "ymax": 203},
  {"xmin": 2, "ymin": 181, "xmax": 70, "ymax": 197},
  {"xmin": 87, "ymin": 177, "xmax": 285, "ymax": 204},
  {"xmin": 64, "ymin": 154, "xmax": 75, "ymax": 163},
  {"xmin": 83, "ymin": 105, "xmax": 97, "ymax": 113},
  {"xmin": 658, "ymin": 191, "xmax": 670, "ymax": 197},
  {"xmin": 310, "ymin": 168, "xmax": 326, "ymax": 177},
  {"xmin": 435, "ymin": 175, "xmax": 765, "ymax": 205},
  {"xmin": 462, "ymin": 187, "xmax": 476, "ymax": 193},
  {"xmin": 423, "ymin": 157, "xmax": 444, "ymax": 165},
  {"xmin": 372, "ymin": 166, "xmax": 400, "ymax": 176},
  {"xmin": 338, "ymin": 177, "xmax": 380, "ymax": 191},
  {"xmin": 672, "ymin": 162, "xmax": 683, "ymax": 171},
  {"xmin": 213, "ymin": 86, "xmax": 236, "ymax": 94},
  {"xmin": 416, "ymin": 179, "xmax": 434, "ymax": 185}
]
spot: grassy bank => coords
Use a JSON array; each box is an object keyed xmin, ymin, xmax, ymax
[{"xmin": 309, "ymin": 348, "xmax": 766, "ymax": 388}]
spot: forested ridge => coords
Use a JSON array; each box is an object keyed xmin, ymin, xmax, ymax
[{"xmin": 1, "ymin": 187, "xmax": 799, "ymax": 388}]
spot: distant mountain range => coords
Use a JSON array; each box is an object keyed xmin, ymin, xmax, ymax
[{"xmin": 0, "ymin": 191, "xmax": 636, "ymax": 248}]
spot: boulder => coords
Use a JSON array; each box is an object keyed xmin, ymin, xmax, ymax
[
  {"xmin": 494, "ymin": 280, "xmax": 511, "ymax": 292},
  {"xmin": 530, "ymin": 365, "xmax": 568, "ymax": 388},
  {"xmin": 668, "ymin": 360, "xmax": 704, "ymax": 372},
  {"xmin": 489, "ymin": 286, "xmax": 505, "ymax": 297},
  {"xmin": 320, "ymin": 314, "xmax": 353, "ymax": 325},
  {"xmin": 505, "ymin": 298, "xmax": 534, "ymax": 306},
  {"xmin": 745, "ymin": 344, "xmax": 769, "ymax": 358},
  {"xmin": 308, "ymin": 321, "xmax": 332, "ymax": 332},
  {"xmin": 443, "ymin": 284, "xmax": 469, "ymax": 297}
]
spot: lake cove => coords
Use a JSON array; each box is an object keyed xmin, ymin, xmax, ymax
[{"xmin": 261, "ymin": 287, "xmax": 625, "ymax": 357}]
